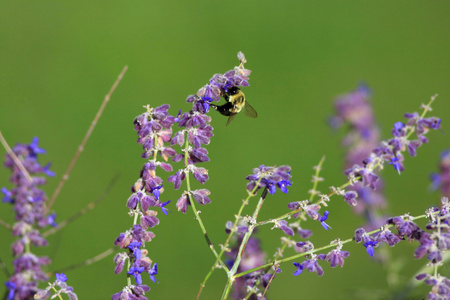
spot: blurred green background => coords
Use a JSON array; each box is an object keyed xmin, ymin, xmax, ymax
[{"xmin": 1, "ymin": 1, "xmax": 449, "ymax": 299}]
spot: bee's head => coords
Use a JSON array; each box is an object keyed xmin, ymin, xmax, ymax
[{"xmin": 227, "ymin": 86, "xmax": 240, "ymax": 95}]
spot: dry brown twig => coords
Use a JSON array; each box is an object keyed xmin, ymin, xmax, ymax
[{"xmin": 47, "ymin": 65, "xmax": 128, "ymax": 212}]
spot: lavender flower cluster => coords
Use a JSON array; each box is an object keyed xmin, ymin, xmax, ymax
[
  {"xmin": 111, "ymin": 105, "xmax": 176, "ymax": 299},
  {"xmin": 354, "ymin": 196, "xmax": 450, "ymax": 299},
  {"xmin": 330, "ymin": 85, "xmax": 387, "ymax": 230},
  {"xmin": 1, "ymin": 137, "xmax": 61, "ymax": 300},
  {"xmin": 1, "ymin": 53, "xmax": 447, "ymax": 300},
  {"xmin": 111, "ymin": 52, "xmax": 254, "ymax": 299}
]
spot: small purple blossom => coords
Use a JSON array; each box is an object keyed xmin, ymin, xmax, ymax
[
  {"xmin": 176, "ymin": 193, "xmax": 189, "ymax": 213},
  {"xmin": 376, "ymin": 227, "xmax": 401, "ymax": 246},
  {"xmin": 305, "ymin": 204, "xmax": 321, "ymax": 221},
  {"xmin": 389, "ymin": 157, "xmax": 403, "ymax": 175},
  {"xmin": 300, "ymin": 257, "xmax": 324, "ymax": 276},
  {"xmin": 320, "ymin": 211, "xmax": 332, "ymax": 230},
  {"xmin": 363, "ymin": 241, "xmax": 378, "ymax": 257},
  {"xmin": 47, "ymin": 213, "xmax": 58, "ymax": 227},
  {"xmin": 149, "ymin": 263, "xmax": 158, "ymax": 283},
  {"xmin": 191, "ymin": 189, "xmax": 211, "ymax": 205},
  {"xmin": 127, "ymin": 265, "xmax": 145, "ymax": 285},
  {"xmin": 55, "ymin": 273, "xmax": 68, "ymax": 282},
  {"xmin": 5, "ymin": 281, "xmax": 16, "ymax": 300},
  {"xmin": 150, "ymin": 184, "xmax": 163, "ymax": 200},
  {"xmin": 29, "ymin": 137, "xmax": 47, "ymax": 157},
  {"xmin": 128, "ymin": 241, "xmax": 142, "ymax": 261},
  {"xmin": 2, "ymin": 187, "xmax": 13, "ymax": 203},
  {"xmin": 295, "ymin": 241, "xmax": 314, "ymax": 253},
  {"xmin": 168, "ymin": 170, "xmax": 186, "ymax": 190},
  {"xmin": 159, "ymin": 200, "xmax": 171, "ymax": 215},
  {"xmin": 325, "ymin": 248, "xmax": 350, "ymax": 268},
  {"xmin": 275, "ymin": 220, "xmax": 294, "ymax": 236},
  {"xmin": 292, "ymin": 262, "xmax": 304, "ymax": 276},
  {"xmin": 296, "ymin": 228, "xmax": 313, "ymax": 239},
  {"xmin": 342, "ymin": 190, "xmax": 358, "ymax": 206}
]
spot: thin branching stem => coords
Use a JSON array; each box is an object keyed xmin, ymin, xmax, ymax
[
  {"xmin": 196, "ymin": 179, "xmax": 262, "ymax": 300},
  {"xmin": 47, "ymin": 65, "xmax": 128, "ymax": 212},
  {"xmin": 42, "ymin": 173, "xmax": 120, "ymax": 237},
  {"xmin": 50, "ymin": 248, "xmax": 114, "ymax": 275},
  {"xmin": 221, "ymin": 188, "xmax": 269, "ymax": 300},
  {"xmin": 183, "ymin": 138, "xmax": 228, "ymax": 272}
]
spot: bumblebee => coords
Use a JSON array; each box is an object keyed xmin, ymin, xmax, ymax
[{"xmin": 210, "ymin": 87, "xmax": 257, "ymax": 126}]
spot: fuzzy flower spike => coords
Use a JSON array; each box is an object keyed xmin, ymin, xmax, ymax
[
  {"xmin": 112, "ymin": 105, "xmax": 175, "ymax": 300},
  {"xmin": 2, "ymin": 137, "xmax": 57, "ymax": 300}
]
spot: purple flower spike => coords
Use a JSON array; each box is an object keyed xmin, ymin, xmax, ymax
[{"xmin": 3, "ymin": 137, "xmax": 57, "ymax": 296}]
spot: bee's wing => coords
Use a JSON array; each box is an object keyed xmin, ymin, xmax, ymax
[
  {"xmin": 226, "ymin": 114, "xmax": 236, "ymax": 126},
  {"xmin": 243, "ymin": 101, "xmax": 258, "ymax": 118}
]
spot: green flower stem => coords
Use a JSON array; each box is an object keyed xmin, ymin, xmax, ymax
[
  {"xmin": 196, "ymin": 179, "xmax": 262, "ymax": 300},
  {"xmin": 183, "ymin": 139, "xmax": 227, "ymax": 272},
  {"xmin": 221, "ymin": 188, "xmax": 269, "ymax": 300},
  {"xmin": 309, "ymin": 156, "xmax": 326, "ymax": 202}
]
